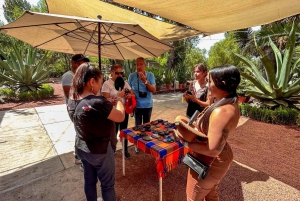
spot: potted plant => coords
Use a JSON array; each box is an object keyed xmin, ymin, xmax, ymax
[
  {"xmin": 164, "ymin": 68, "xmax": 174, "ymax": 90},
  {"xmin": 236, "ymin": 77, "xmax": 251, "ymax": 104},
  {"xmin": 176, "ymin": 69, "xmax": 186, "ymax": 89}
]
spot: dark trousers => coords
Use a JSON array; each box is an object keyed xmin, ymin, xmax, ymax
[
  {"xmin": 115, "ymin": 113, "xmax": 129, "ymax": 152},
  {"xmin": 76, "ymin": 142, "xmax": 116, "ymax": 201},
  {"xmin": 134, "ymin": 107, "xmax": 153, "ymax": 126}
]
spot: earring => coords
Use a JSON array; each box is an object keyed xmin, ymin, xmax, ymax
[{"xmin": 91, "ymin": 87, "xmax": 94, "ymax": 92}]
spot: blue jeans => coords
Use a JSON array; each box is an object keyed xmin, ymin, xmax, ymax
[
  {"xmin": 134, "ymin": 107, "xmax": 152, "ymax": 126},
  {"xmin": 76, "ymin": 142, "xmax": 116, "ymax": 201}
]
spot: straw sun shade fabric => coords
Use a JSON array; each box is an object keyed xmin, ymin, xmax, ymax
[
  {"xmin": 0, "ymin": 11, "xmax": 173, "ymax": 60},
  {"xmin": 114, "ymin": 0, "xmax": 300, "ymax": 35},
  {"xmin": 45, "ymin": 0, "xmax": 201, "ymax": 42}
]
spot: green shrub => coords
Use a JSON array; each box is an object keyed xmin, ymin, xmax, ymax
[
  {"xmin": 272, "ymin": 107, "xmax": 299, "ymax": 125},
  {"xmin": 49, "ymin": 63, "xmax": 65, "ymax": 77},
  {"xmin": 0, "ymin": 88, "xmax": 17, "ymax": 99},
  {"xmin": 260, "ymin": 108, "xmax": 272, "ymax": 123},
  {"xmin": 0, "ymin": 84, "xmax": 54, "ymax": 101},
  {"xmin": 239, "ymin": 104, "xmax": 299, "ymax": 125}
]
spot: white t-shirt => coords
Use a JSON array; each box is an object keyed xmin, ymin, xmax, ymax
[
  {"xmin": 102, "ymin": 78, "xmax": 131, "ymax": 105},
  {"xmin": 191, "ymin": 80, "xmax": 207, "ymax": 99},
  {"xmin": 61, "ymin": 71, "xmax": 74, "ymax": 103}
]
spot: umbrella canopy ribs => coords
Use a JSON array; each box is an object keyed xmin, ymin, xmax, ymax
[{"xmin": 0, "ymin": 11, "xmax": 173, "ymax": 68}]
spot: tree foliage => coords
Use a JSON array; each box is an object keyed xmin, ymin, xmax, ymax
[
  {"xmin": 207, "ymin": 33, "xmax": 240, "ymax": 68},
  {"xmin": 30, "ymin": 0, "xmax": 48, "ymax": 13},
  {"xmin": 3, "ymin": 0, "xmax": 31, "ymax": 23}
]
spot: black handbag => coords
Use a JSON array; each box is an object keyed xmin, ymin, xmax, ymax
[{"xmin": 183, "ymin": 152, "xmax": 214, "ymax": 179}]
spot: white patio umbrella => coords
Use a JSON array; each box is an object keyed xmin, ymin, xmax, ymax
[{"xmin": 0, "ymin": 11, "xmax": 173, "ymax": 69}]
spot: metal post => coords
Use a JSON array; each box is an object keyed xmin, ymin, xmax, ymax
[
  {"xmin": 122, "ymin": 137, "xmax": 125, "ymax": 176},
  {"xmin": 159, "ymin": 177, "xmax": 162, "ymax": 201},
  {"xmin": 98, "ymin": 22, "xmax": 101, "ymax": 70}
]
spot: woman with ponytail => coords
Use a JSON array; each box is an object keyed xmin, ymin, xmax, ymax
[
  {"xmin": 67, "ymin": 63, "xmax": 125, "ymax": 201},
  {"xmin": 176, "ymin": 65, "xmax": 241, "ymax": 201}
]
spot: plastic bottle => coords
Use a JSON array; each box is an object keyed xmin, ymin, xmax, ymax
[{"xmin": 181, "ymin": 96, "xmax": 185, "ymax": 103}]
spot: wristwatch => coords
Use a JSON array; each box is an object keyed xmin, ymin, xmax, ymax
[
  {"xmin": 184, "ymin": 141, "xmax": 189, "ymax": 147},
  {"xmin": 144, "ymin": 80, "xmax": 148, "ymax": 85}
]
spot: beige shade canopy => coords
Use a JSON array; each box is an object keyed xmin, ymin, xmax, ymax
[
  {"xmin": 114, "ymin": 0, "xmax": 300, "ymax": 35},
  {"xmin": 45, "ymin": 0, "xmax": 202, "ymax": 42},
  {"xmin": 0, "ymin": 11, "xmax": 173, "ymax": 61}
]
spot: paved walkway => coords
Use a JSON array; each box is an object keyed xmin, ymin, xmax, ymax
[{"xmin": 0, "ymin": 93, "xmax": 298, "ymax": 201}]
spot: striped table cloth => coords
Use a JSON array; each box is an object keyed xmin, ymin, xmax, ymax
[{"xmin": 119, "ymin": 123, "xmax": 189, "ymax": 178}]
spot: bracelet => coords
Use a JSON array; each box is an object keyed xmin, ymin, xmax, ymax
[
  {"xmin": 184, "ymin": 141, "xmax": 189, "ymax": 147},
  {"xmin": 144, "ymin": 80, "xmax": 148, "ymax": 85}
]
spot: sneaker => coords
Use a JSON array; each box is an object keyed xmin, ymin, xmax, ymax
[
  {"xmin": 80, "ymin": 163, "xmax": 84, "ymax": 172},
  {"xmin": 125, "ymin": 151, "xmax": 131, "ymax": 159},
  {"xmin": 74, "ymin": 155, "xmax": 81, "ymax": 164},
  {"xmin": 75, "ymin": 158, "xmax": 81, "ymax": 164},
  {"xmin": 134, "ymin": 147, "xmax": 140, "ymax": 154}
]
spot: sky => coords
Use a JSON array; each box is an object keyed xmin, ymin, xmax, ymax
[{"xmin": 0, "ymin": 0, "xmax": 259, "ymax": 52}]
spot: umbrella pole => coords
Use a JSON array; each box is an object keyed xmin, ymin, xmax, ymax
[{"xmin": 98, "ymin": 22, "xmax": 101, "ymax": 70}]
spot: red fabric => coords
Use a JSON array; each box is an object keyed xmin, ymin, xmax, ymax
[
  {"xmin": 125, "ymin": 96, "xmax": 136, "ymax": 114},
  {"xmin": 119, "ymin": 123, "xmax": 189, "ymax": 178}
]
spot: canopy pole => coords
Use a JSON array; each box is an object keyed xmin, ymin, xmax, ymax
[{"xmin": 98, "ymin": 22, "xmax": 101, "ymax": 70}]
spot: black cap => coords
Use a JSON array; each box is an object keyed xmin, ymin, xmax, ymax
[{"xmin": 71, "ymin": 54, "xmax": 90, "ymax": 62}]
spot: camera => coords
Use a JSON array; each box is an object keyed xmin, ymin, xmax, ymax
[
  {"xmin": 138, "ymin": 91, "xmax": 147, "ymax": 98},
  {"xmin": 186, "ymin": 90, "xmax": 193, "ymax": 95},
  {"xmin": 124, "ymin": 88, "xmax": 130, "ymax": 95}
]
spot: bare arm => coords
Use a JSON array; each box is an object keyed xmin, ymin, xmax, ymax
[
  {"xmin": 186, "ymin": 105, "xmax": 238, "ymax": 157},
  {"xmin": 107, "ymin": 99, "xmax": 125, "ymax": 122},
  {"xmin": 102, "ymin": 92, "xmax": 110, "ymax": 99},
  {"xmin": 63, "ymin": 86, "xmax": 71, "ymax": 99},
  {"xmin": 145, "ymin": 82, "xmax": 156, "ymax": 93},
  {"xmin": 138, "ymin": 72, "xmax": 156, "ymax": 93}
]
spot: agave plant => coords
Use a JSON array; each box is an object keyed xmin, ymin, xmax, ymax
[
  {"xmin": 0, "ymin": 44, "xmax": 52, "ymax": 92},
  {"xmin": 234, "ymin": 23, "xmax": 300, "ymax": 109}
]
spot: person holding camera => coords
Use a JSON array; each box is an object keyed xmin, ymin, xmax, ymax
[
  {"xmin": 128, "ymin": 57, "xmax": 156, "ymax": 153},
  {"xmin": 102, "ymin": 63, "xmax": 135, "ymax": 159},
  {"xmin": 184, "ymin": 63, "xmax": 212, "ymax": 118}
]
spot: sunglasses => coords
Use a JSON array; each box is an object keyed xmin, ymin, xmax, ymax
[{"xmin": 115, "ymin": 72, "xmax": 124, "ymax": 75}]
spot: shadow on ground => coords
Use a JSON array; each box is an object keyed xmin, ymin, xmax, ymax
[{"xmin": 114, "ymin": 148, "xmax": 270, "ymax": 201}]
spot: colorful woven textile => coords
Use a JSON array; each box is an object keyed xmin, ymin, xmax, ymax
[{"xmin": 119, "ymin": 123, "xmax": 189, "ymax": 178}]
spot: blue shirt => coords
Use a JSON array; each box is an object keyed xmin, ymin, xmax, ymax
[{"xmin": 128, "ymin": 71, "xmax": 156, "ymax": 108}]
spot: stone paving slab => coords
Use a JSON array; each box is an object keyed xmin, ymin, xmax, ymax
[
  {"xmin": 0, "ymin": 108, "xmax": 43, "ymax": 132},
  {"xmin": 35, "ymin": 104, "xmax": 70, "ymax": 125},
  {"xmin": 0, "ymin": 162, "xmax": 86, "ymax": 201}
]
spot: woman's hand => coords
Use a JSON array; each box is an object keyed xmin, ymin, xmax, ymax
[
  {"xmin": 117, "ymin": 88, "xmax": 125, "ymax": 98},
  {"xmin": 186, "ymin": 93, "xmax": 196, "ymax": 102},
  {"xmin": 125, "ymin": 93, "xmax": 132, "ymax": 99},
  {"xmin": 173, "ymin": 129, "xmax": 185, "ymax": 144},
  {"xmin": 108, "ymin": 97, "xmax": 118, "ymax": 106}
]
